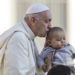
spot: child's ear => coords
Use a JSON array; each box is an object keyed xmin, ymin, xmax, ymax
[
  {"xmin": 47, "ymin": 40, "xmax": 52, "ymax": 46},
  {"xmin": 44, "ymin": 40, "xmax": 51, "ymax": 47}
]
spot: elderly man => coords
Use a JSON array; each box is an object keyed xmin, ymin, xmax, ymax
[{"xmin": 0, "ymin": 3, "xmax": 52, "ymax": 75}]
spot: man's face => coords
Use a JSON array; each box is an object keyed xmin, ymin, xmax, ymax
[{"xmin": 35, "ymin": 10, "xmax": 52, "ymax": 37}]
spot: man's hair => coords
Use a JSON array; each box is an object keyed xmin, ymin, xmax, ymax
[
  {"xmin": 47, "ymin": 65, "xmax": 71, "ymax": 75},
  {"xmin": 25, "ymin": 10, "xmax": 47, "ymax": 21}
]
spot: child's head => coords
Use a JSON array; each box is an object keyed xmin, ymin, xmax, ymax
[
  {"xmin": 45, "ymin": 27, "xmax": 66, "ymax": 49},
  {"xmin": 47, "ymin": 65, "xmax": 72, "ymax": 75}
]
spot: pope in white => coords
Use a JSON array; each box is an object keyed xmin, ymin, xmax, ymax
[{"xmin": 0, "ymin": 3, "xmax": 52, "ymax": 75}]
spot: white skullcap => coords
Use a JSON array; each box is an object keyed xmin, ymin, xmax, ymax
[{"xmin": 25, "ymin": 3, "xmax": 49, "ymax": 14}]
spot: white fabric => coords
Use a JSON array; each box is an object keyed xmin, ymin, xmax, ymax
[
  {"xmin": 25, "ymin": 3, "xmax": 49, "ymax": 14},
  {"xmin": 0, "ymin": 20, "xmax": 39, "ymax": 75}
]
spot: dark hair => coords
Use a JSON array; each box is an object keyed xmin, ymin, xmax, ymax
[
  {"xmin": 47, "ymin": 65, "xmax": 71, "ymax": 75},
  {"xmin": 44, "ymin": 27, "xmax": 64, "ymax": 47}
]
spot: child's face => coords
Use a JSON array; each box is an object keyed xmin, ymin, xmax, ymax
[{"xmin": 48, "ymin": 32, "xmax": 66, "ymax": 49}]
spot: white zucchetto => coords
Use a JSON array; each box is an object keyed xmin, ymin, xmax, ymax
[{"xmin": 25, "ymin": 3, "xmax": 49, "ymax": 14}]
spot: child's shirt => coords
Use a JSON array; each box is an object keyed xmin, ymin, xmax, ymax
[{"xmin": 38, "ymin": 43, "xmax": 75, "ymax": 68}]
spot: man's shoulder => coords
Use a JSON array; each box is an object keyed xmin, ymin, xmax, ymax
[
  {"xmin": 7, "ymin": 31, "xmax": 30, "ymax": 49},
  {"xmin": 10, "ymin": 31, "xmax": 29, "ymax": 42}
]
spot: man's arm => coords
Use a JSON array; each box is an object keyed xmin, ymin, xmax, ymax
[{"xmin": 4, "ymin": 32, "xmax": 33, "ymax": 75}]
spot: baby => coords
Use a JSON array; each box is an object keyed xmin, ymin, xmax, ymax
[{"xmin": 38, "ymin": 27, "xmax": 75, "ymax": 73}]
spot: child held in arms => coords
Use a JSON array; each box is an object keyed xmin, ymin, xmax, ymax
[{"xmin": 38, "ymin": 27, "xmax": 75, "ymax": 74}]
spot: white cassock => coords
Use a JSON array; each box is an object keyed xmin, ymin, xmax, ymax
[
  {"xmin": 0, "ymin": 3, "xmax": 50, "ymax": 75},
  {"xmin": 0, "ymin": 20, "xmax": 39, "ymax": 75}
]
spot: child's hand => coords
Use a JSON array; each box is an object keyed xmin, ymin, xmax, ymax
[
  {"xmin": 45, "ymin": 57, "xmax": 50, "ymax": 65},
  {"xmin": 42, "ymin": 53, "xmax": 52, "ymax": 72},
  {"xmin": 41, "ymin": 64, "xmax": 48, "ymax": 72},
  {"xmin": 42, "ymin": 58, "xmax": 51, "ymax": 72},
  {"xmin": 44, "ymin": 53, "xmax": 52, "ymax": 71}
]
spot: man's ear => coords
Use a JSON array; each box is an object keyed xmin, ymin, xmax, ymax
[{"xmin": 31, "ymin": 17, "xmax": 36, "ymax": 23}]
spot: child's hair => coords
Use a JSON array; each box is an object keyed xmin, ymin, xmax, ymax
[
  {"xmin": 47, "ymin": 65, "xmax": 72, "ymax": 75},
  {"xmin": 44, "ymin": 27, "xmax": 64, "ymax": 47}
]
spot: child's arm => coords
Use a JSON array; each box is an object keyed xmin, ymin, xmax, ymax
[
  {"xmin": 41, "ymin": 63, "xmax": 48, "ymax": 72},
  {"xmin": 41, "ymin": 53, "xmax": 52, "ymax": 72},
  {"xmin": 38, "ymin": 47, "xmax": 53, "ymax": 72},
  {"xmin": 38, "ymin": 53, "xmax": 52, "ymax": 72},
  {"xmin": 45, "ymin": 54, "xmax": 52, "ymax": 70}
]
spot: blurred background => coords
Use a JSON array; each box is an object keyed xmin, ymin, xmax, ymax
[{"xmin": 0, "ymin": 0, "xmax": 75, "ymax": 63}]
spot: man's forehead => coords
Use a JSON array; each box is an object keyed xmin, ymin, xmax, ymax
[{"xmin": 41, "ymin": 11, "xmax": 52, "ymax": 20}]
